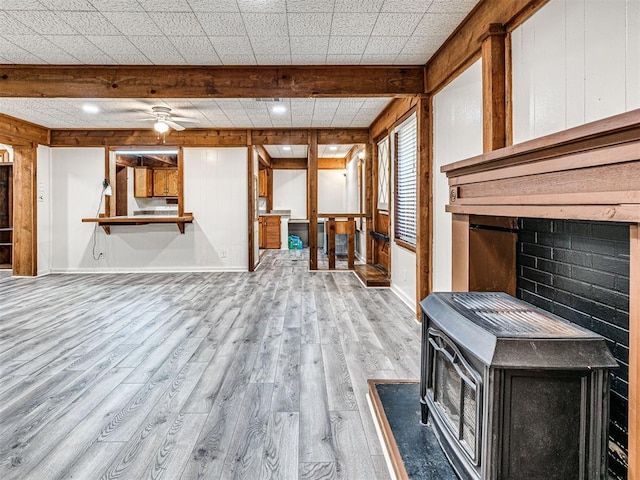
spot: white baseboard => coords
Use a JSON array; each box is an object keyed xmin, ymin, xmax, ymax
[
  {"xmin": 390, "ymin": 284, "xmax": 416, "ymax": 314},
  {"xmin": 49, "ymin": 266, "xmax": 247, "ymax": 274}
]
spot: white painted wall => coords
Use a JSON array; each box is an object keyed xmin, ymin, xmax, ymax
[
  {"xmin": 318, "ymin": 170, "xmax": 347, "ymax": 214},
  {"xmin": 512, "ymin": 0, "xmax": 640, "ymax": 143},
  {"xmin": 36, "ymin": 145, "xmax": 51, "ymax": 275},
  {"xmin": 432, "ymin": 60, "xmax": 483, "ymax": 292},
  {"xmin": 49, "ymin": 147, "xmax": 248, "ymax": 272},
  {"xmin": 345, "ymin": 156, "xmax": 366, "ymax": 259},
  {"xmin": 273, "ymin": 170, "xmax": 307, "ymax": 219}
]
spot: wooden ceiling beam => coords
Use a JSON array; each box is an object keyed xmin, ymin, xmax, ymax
[
  {"xmin": 425, "ymin": 0, "xmax": 549, "ymax": 94},
  {"xmin": 318, "ymin": 157, "xmax": 347, "ymax": 170},
  {"xmin": 317, "ymin": 129, "xmax": 369, "ymax": 145},
  {"xmin": 254, "ymin": 145, "xmax": 272, "ymax": 168},
  {"xmin": 271, "ymin": 158, "xmax": 307, "ymax": 170},
  {"xmin": 0, "ymin": 65, "xmax": 424, "ymax": 98},
  {"xmin": 0, "ymin": 113, "xmax": 49, "ymax": 146}
]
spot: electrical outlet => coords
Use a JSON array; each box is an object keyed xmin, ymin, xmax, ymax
[
  {"xmin": 220, "ymin": 249, "xmax": 227, "ymax": 259},
  {"xmin": 99, "ymin": 252, "xmax": 104, "ymax": 259}
]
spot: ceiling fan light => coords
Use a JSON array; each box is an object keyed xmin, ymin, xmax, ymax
[{"xmin": 154, "ymin": 120, "xmax": 170, "ymax": 133}]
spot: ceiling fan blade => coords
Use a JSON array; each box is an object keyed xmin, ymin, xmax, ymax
[{"xmin": 165, "ymin": 120, "xmax": 186, "ymax": 131}]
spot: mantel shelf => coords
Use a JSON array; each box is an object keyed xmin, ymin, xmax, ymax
[{"xmin": 82, "ymin": 214, "xmax": 194, "ymax": 234}]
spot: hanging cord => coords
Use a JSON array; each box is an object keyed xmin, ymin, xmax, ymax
[{"xmin": 91, "ymin": 181, "xmax": 107, "ymax": 260}]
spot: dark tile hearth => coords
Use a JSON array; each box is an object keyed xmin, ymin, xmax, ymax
[{"xmin": 373, "ymin": 381, "xmax": 457, "ymax": 480}]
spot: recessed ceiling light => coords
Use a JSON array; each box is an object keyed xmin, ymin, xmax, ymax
[
  {"xmin": 283, "ymin": 146, "xmax": 291, "ymax": 151},
  {"xmin": 272, "ymin": 104, "xmax": 286, "ymax": 114},
  {"xmin": 82, "ymin": 104, "xmax": 100, "ymax": 114},
  {"xmin": 329, "ymin": 145, "xmax": 338, "ymax": 151}
]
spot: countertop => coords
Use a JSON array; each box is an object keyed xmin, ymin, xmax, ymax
[{"xmin": 258, "ymin": 210, "xmax": 291, "ymax": 217}]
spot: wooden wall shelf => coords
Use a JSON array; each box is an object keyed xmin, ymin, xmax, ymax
[{"xmin": 82, "ymin": 214, "xmax": 194, "ymax": 234}]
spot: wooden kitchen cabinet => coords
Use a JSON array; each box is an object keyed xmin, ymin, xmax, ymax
[
  {"xmin": 258, "ymin": 169, "xmax": 268, "ymax": 197},
  {"xmin": 153, "ymin": 168, "xmax": 179, "ymax": 197},
  {"xmin": 259, "ymin": 215, "xmax": 280, "ymax": 249},
  {"xmin": 134, "ymin": 167, "xmax": 153, "ymax": 198}
]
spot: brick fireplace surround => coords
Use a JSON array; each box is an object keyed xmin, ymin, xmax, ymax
[{"xmin": 442, "ymin": 108, "xmax": 640, "ymax": 479}]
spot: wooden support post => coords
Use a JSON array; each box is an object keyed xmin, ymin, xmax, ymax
[
  {"xmin": 247, "ymin": 135, "xmax": 255, "ymax": 272},
  {"xmin": 327, "ymin": 218, "xmax": 336, "ymax": 269},
  {"xmin": 308, "ymin": 130, "xmax": 318, "ymax": 270},
  {"xmin": 451, "ymin": 213, "xmax": 470, "ymax": 292},
  {"xmin": 12, "ymin": 144, "xmax": 37, "ymax": 276},
  {"xmin": 366, "ymin": 141, "xmax": 374, "ymax": 265},
  {"xmin": 177, "ymin": 147, "xmax": 184, "ymax": 217},
  {"xmin": 415, "ymin": 95, "xmax": 432, "ymax": 318},
  {"xmin": 630, "ymin": 224, "xmax": 640, "ymax": 480},
  {"xmin": 481, "ymin": 24, "xmax": 508, "ymax": 153},
  {"xmin": 347, "ymin": 219, "xmax": 355, "ymax": 269},
  {"xmin": 266, "ymin": 167, "xmax": 273, "ymax": 212}
]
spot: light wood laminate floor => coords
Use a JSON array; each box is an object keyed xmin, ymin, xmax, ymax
[{"xmin": 0, "ymin": 250, "xmax": 421, "ymax": 480}]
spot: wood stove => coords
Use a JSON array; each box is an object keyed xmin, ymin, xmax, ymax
[{"xmin": 420, "ymin": 292, "xmax": 617, "ymax": 480}]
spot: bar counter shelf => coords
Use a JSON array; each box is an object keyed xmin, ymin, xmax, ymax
[{"xmin": 82, "ymin": 213, "xmax": 194, "ymax": 234}]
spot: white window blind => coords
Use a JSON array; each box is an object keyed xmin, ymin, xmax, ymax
[{"xmin": 395, "ymin": 114, "xmax": 417, "ymax": 246}]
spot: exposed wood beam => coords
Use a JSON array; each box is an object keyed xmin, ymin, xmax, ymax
[
  {"xmin": 271, "ymin": 158, "xmax": 307, "ymax": 170},
  {"xmin": 415, "ymin": 95, "xmax": 432, "ymax": 319},
  {"xmin": 114, "ymin": 156, "xmax": 137, "ymax": 168},
  {"xmin": 308, "ymin": 130, "xmax": 318, "ymax": 270},
  {"xmin": 0, "ymin": 113, "xmax": 49, "ymax": 146},
  {"xmin": 482, "ymin": 24, "xmax": 508, "ymax": 152},
  {"xmin": 252, "ymin": 129, "xmax": 308, "ymax": 145},
  {"xmin": 369, "ymin": 97, "xmax": 419, "ymax": 141},
  {"xmin": 425, "ymin": 0, "xmax": 550, "ymax": 94},
  {"xmin": 317, "ymin": 129, "xmax": 369, "ymax": 145},
  {"xmin": 254, "ymin": 145, "xmax": 272, "ymax": 168},
  {"xmin": 318, "ymin": 158, "xmax": 347, "ymax": 170},
  {"xmin": 12, "ymin": 144, "xmax": 37, "ymax": 276},
  {"xmin": 0, "ymin": 65, "xmax": 424, "ymax": 98},
  {"xmin": 50, "ymin": 128, "xmax": 248, "ymax": 147}
]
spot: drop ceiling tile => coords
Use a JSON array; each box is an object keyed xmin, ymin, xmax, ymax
[
  {"xmin": 60, "ymin": 11, "xmax": 121, "ymax": 35},
  {"xmin": 360, "ymin": 54, "xmax": 398, "ymax": 64},
  {"xmin": 88, "ymin": 0, "xmax": 145, "ymax": 11},
  {"xmin": 286, "ymin": 0, "xmax": 334, "ymax": 12},
  {"xmin": 330, "ymin": 13, "xmax": 378, "ymax": 36},
  {"xmin": 128, "ymin": 36, "xmax": 187, "ymax": 64},
  {"xmin": 291, "ymin": 54, "xmax": 326, "ymax": 64},
  {"xmin": 87, "ymin": 35, "xmax": 141, "ymax": 54},
  {"xmin": 290, "ymin": 36, "xmax": 328, "ymax": 55},
  {"xmin": 40, "ymin": 0, "xmax": 96, "ymax": 10},
  {"xmin": 371, "ymin": 13, "xmax": 423, "ymax": 36},
  {"xmin": 381, "ymin": 0, "xmax": 433, "ymax": 13},
  {"xmin": 149, "ymin": 12, "xmax": 206, "ymax": 36},
  {"xmin": 328, "ymin": 36, "xmax": 368, "ymax": 55},
  {"xmin": 196, "ymin": 13, "xmax": 247, "ymax": 36},
  {"xmin": 364, "ymin": 36, "xmax": 407, "ymax": 55},
  {"xmin": 325, "ymin": 54, "xmax": 363, "ymax": 64},
  {"xmin": 169, "ymin": 36, "xmax": 218, "ymax": 57},
  {"xmin": 101, "ymin": 12, "xmax": 162, "ymax": 36},
  {"xmin": 363, "ymin": 98, "xmax": 391, "ymax": 107},
  {"xmin": 415, "ymin": 12, "xmax": 464, "ymax": 36},
  {"xmin": 237, "ymin": 0, "xmax": 286, "ymax": 13},
  {"xmin": 10, "ymin": 10, "xmax": 78, "ymax": 35},
  {"xmin": 137, "ymin": 0, "xmax": 192, "ymax": 12},
  {"xmin": 394, "ymin": 54, "xmax": 428, "ymax": 64},
  {"xmin": 428, "ymin": 0, "xmax": 480, "ymax": 13},
  {"xmin": 0, "ymin": 12, "xmax": 35, "ymax": 35},
  {"xmin": 400, "ymin": 35, "xmax": 444, "ymax": 54},
  {"xmin": 106, "ymin": 53, "xmax": 153, "ymax": 64},
  {"xmin": 0, "ymin": 0, "xmax": 46, "ymax": 9},
  {"xmin": 287, "ymin": 13, "xmax": 331, "ymax": 36},
  {"xmin": 208, "ymin": 36, "xmax": 253, "ymax": 55},
  {"xmin": 314, "ymin": 98, "xmax": 340, "ymax": 107},
  {"xmin": 254, "ymin": 54, "xmax": 291, "ymax": 65},
  {"xmin": 216, "ymin": 53, "xmax": 256, "ymax": 64},
  {"xmin": 242, "ymin": 13, "xmax": 288, "ymax": 36},
  {"xmin": 0, "ymin": 42, "xmax": 44, "ymax": 63},
  {"xmin": 182, "ymin": 54, "xmax": 223, "ymax": 65},
  {"xmin": 44, "ymin": 35, "xmax": 113, "ymax": 62},
  {"xmin": 9, "ymin": 35, "xmax": 80, "ymax": 62},
  {"xmin": 250, "ymin": 36, "xmax": 290, "ymax": 55},
  {"xmin": 187, "ymin": 0, "xmax": 239, "ymax": 12},
  {"xmin": 334, "ymin": 0, "xmax": 384, "ymax": 13},
  {"xmin": 290, "ymin": 98, "xmax": 315, "ymax": 108}
]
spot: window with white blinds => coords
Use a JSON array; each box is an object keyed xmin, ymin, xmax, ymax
[{"xmin": 394, "ymin": 114, "xmax": 417, "ymax": 246}]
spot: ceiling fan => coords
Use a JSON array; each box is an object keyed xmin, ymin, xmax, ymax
[{"xmin": 148, "ymin": 106, "xmax": 197, "ymax": 133}]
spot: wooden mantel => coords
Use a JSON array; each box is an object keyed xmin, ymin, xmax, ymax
[{"xmin": 442, "ymin": 108, "xmax": 640, "ymax": 480}]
